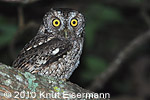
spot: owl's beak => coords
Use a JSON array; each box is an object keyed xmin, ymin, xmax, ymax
[{"xmin": 64, "ymin": 29, "xmax": 69, "ymax": 38}]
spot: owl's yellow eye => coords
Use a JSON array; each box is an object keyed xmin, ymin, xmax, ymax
[
  {"xmin": 71, "ymin": 19, "xmax": 78, "ymax": 27},
  {"xmin": 52, "ymin": 19, "xmax": 60, "ymax": 27}
]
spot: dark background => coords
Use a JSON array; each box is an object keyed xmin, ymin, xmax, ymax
[{"xmin": 0, "ymin": 0, "xmax": 150, "ymax": 100}]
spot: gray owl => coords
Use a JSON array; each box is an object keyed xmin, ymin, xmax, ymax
[{"xmin": 13, "ymin": 8, "xmax": 85, "ymax": 79}]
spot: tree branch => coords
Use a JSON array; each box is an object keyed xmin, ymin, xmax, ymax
[
  {"xmin": 88, "ymin": 30, "xmax": 150, "ymax": 91},
  {"xmin": 0, "ymin": 63, "xmax": 104, "ymax": 100}
]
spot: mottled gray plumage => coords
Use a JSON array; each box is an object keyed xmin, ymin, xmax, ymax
[{"xmin": 13, "ymin": 8, "xmax": 85, "ymax": 79}]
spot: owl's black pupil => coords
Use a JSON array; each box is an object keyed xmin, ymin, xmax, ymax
[
  {"xmin": 55, "ymin": 21, "xmax": 58, "ymax": 24},
  {"xmin": 73, "ymin": 21, "xmax": 76, "ymax": 24}
]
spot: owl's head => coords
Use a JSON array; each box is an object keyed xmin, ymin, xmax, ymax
[{"xmin": 43, "ymin": 8, "xmax": 85, "ymax": 39}]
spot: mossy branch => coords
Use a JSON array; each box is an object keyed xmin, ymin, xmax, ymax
[{"xmin": 0, "ymin": 63, "xmax": 102, "ymax": 100}]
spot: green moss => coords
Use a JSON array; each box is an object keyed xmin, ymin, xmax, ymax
[
  {"xmin": 53, "ymin": 86, "xmax": 61, "ymax": 92},
  {"xmin": 18, "ymin": 72, "xmax": 23, "ymax": 77},
  {"xmin": 4, "ymin": 79, "xmax": 12, "ymax": 86},
  {"xmin": 0, "ymin": 65, "xmax": 5, "ymax": 69},
  {"xmin": 15, "ymin": 75, "xmax": 23, "ymax": 82},
  {"xmin": 23, "ymin": 72, "xmax": 38, "ymax": 92},
  {"xmin": 0, "ymin": 71, "xmax": 10, "ymax": 78}
]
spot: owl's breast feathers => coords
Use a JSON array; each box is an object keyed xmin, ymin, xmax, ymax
[{"xmin": 13, "ymin": 34, "xmax": 73, "ymax": 73}]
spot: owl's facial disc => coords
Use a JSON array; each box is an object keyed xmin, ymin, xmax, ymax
[
  {"xmin": 67, "ymin": 11, "xmax": 85, "ymax": 37},
  {"xmin": 43, "ymin": 8, "xmax": 85, "ymax": 38}
]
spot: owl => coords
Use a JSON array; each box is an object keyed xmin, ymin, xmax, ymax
[{"xmin": 13, "ymin": 8, "xmax": 85, "ymax": 79}]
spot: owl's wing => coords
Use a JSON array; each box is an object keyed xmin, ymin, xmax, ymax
[{"xmin": 13, "ymin": 34, "xmax": 72, "ymax": 73}]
